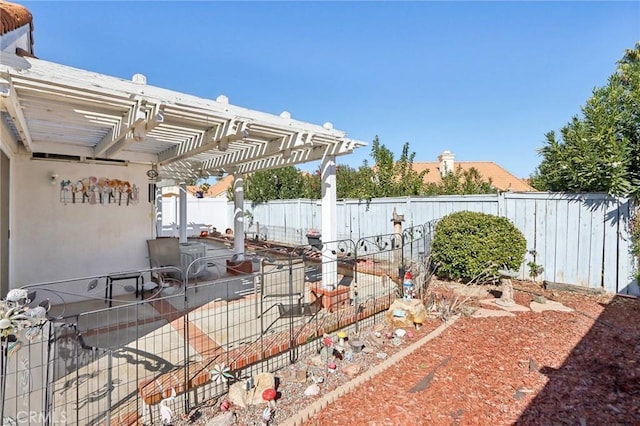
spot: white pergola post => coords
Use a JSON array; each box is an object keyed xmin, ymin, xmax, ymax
[
  {"xmin": 321, "ymin": 155, "xmax": 338, "ymax": 289},
  {"xmin": 233, "ymin": 173, "xmax": 245, "ymax": 259},
  {"xmin": 155, "ymin": 185, "xmax": 162, "ymax": 238},
  {"xmin": 179, "ymin": 183, "xmax": 187, "ymax": 244}
]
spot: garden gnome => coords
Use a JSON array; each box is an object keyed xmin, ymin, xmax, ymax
[{"xmin": 403, "ymin": 271, "xmax": 414, "ymax": 300}]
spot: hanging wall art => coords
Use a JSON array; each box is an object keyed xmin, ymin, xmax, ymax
[{"xmin": 59, "ymin": 177, "xmax": 139, "ymax": 206}]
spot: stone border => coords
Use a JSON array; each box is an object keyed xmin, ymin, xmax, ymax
[{"xmin": 279, "ymin": 315, "xmax": 460, "ymax": 426}]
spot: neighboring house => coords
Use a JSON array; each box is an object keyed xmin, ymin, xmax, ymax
[
  {"xmin": 204, "ymin": 150, "xmax": 536, "ymax": 196},
  {"xmin": 414, "ymin": 150, "xmax": 536, "ymax": 192},
  {"xmin": 184, "ymin": 175, "xmax": 234, "ymax": 198},
  {"xmin": 205, "ymin": 175, "xmax": 234, "ymax": 198}
]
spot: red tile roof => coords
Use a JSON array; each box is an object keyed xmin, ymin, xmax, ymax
[
  {"xmin": 1, "ymin": 1, "xmax": 32, "ymax": 34},
  {"xmin": 413, "ymin": 161, "xmax": 535, "ymax": 192},
  {"xmin": 186, "ymin": 175, "xmax": 234, "ymax": 198},
  {"xmin": 0, "ymin": 1, "xmax": 34, "ymax": 53}
]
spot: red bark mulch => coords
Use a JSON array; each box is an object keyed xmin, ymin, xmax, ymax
[{"xmin": 305, "ymin": 281, "xmax": 640, "ymax": 425}]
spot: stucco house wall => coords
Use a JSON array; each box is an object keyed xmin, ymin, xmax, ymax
[{"xmin": 10, "ymin": 153, "xmax": 154, "ymax": 287}]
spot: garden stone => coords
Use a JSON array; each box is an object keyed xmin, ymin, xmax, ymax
[
  {"xmin": 281, "ymin": 369, "xmax": 307, "ymax": 383},
  {"xmin": 530, "ymin": 300, "xmax": 573, "ymax": 313},
  {"xmin": 248, "ymin": 372, "xmax": 276, "ymax": 405},
  {"xmin": 342, "ymin": 363, "xmax": 362, "ymax": 378},
  {"xmin": 228, "ymin": 381, "xmax": 248, "ymax": 408},
  {"xmin": 533, "ymin": 294, "xmax": 546, "ymax": 304},
  {"xmin": 385, "ymin": 299, "xmax": 427, "ymax": 327},
  {"xmin": 480, "ymin": 298, "xmax": 529, "ymax": 312}
]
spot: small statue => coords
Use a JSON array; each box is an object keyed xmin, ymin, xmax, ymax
[{"xmin": 402, "ymin": 271, "xmax": 414, "ymax": 300}]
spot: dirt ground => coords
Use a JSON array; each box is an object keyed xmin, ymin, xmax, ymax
[{"xmin": 175, "ymin": 280, "xmax": 640, "ymax": 426}]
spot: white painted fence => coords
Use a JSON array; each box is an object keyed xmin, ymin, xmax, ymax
[{"xmin": 161, "ymin": 193, "xmax": 638, "ymax": 295}]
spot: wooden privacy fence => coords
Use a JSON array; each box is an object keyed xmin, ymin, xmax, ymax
[{"xmin": 234, "ymin": 193, "xmax": 637, "ymax": 296}]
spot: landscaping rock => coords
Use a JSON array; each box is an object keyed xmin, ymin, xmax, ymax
[
  {"xmin": 248, "ymin": 372, "xmax": 276, "ymax": 405},
  {"xmin": 282, "ymin": 369, "xmax": 307, "ymax": 383},
  {"xmin": 533, "ymin": 294, "xmax": 547, "ymax": 304},
  {"xmin": 227, "ymin": 373, "xmax": 276, "ymax": 407},
  {"xmin": 342, "ymin": 363, "xmax": 362, "ymax": 378},
  {"xmin": 228, "ymin": 381, "xmax": 248, "ymax": 408},
  {"xmin": 471, "ymin": 308, "xmax": 516, "ymax": 318},
  {"xmin": 530, "ymin": 300, "xmax": 573, "ymax": 313},
  {"xmin": 385, "ymin": 299, "xmax": 428, "ymax": 327},
  {"xmin": 480, "ymin": 298, "xmax": 530, "ymax": 312}
]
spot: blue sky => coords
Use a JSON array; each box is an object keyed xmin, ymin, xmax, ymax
[{"xmin": 22, "ymin": 1, "xmax": 640, "ymax": 178}]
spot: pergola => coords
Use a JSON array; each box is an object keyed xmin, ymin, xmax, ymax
[{"xmin": 0, "ymin": 52, "xmax": 367, "ymax": 286}]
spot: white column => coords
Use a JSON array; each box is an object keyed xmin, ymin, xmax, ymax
[
  {"xmin": 154, "ymin": 185, "xmax": 162, "ymax": 238},
  {"xmin": 179, "ymin": 183, "xmax": 187, "ymax": 244},
  {"xmin": 321, "ymin": 155, "xmax": 337, "ymax": 289},
  {"xmin": 233, "ymin": 173, "xmax": 245, "ymax": 259}
]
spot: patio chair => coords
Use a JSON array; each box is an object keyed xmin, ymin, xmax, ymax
[
  {"xmin": 259, "ymin": 258, "xmax": 307, "ymax": 318},
  {"xmin": 147, "ymin": 238, "xmax": 209, "ymax": 287},
  {"xmin": 146, "ymin": 238, "xmax": 184, "ymax": 288}
]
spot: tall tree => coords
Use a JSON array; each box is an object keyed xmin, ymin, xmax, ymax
[
  {"xmin": 369, "ymin": 136, "xmax": 397, "ymax": 197},
  {"xmin": 229, "ymin": 166, "xmax": 307, "ymax": 203},
  {"xmin": 425, "ymin": 166, "xmax": 496, "ymax": 195},
  {"xmin": 531, "ymin": 42, "xmax": 640, "ymax": 197},
  {"xmin": 394, "ymin": 142, "xmax": 429, "ymax": 196},
  {"xmin": 365, "ymin": 136, "xmax": 427, "ymax": 198}
]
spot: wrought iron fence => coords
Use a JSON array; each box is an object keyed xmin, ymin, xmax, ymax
[{"xmin": 1, "ymin": 223, "xmax": 435, "ymax": 425}]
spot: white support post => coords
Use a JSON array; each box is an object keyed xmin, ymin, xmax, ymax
[
  {"xmin": 321, "ymin": 155, "xmax": 338, "ymax": 289},
  {"xmin": 155, "ymin": 185, "xmax": 162, "ymax": 238},
  {"xmin": 179, "ymin": 183, "xmax": 187, "ymax": 244},
  {"xmin": 233, "ymin": 174, "xmax": 245, "ymax": 260}
]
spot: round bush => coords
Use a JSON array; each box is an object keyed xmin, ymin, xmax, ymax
[{"xmin": 431, "ymin": 211, "xmax": 526, "ymax": 283}]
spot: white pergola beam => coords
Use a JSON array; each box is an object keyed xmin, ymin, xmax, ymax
[
  {"xmin": 93, "ymin": 103, "xmax": 139, "ymax": 157},
  {"xmin": 0, "ymin": 77, "xmax": 34, "ymax": 152},
  {"xmin": 95, "ymin": 101, "xmax": 165, "ymax": 158},
  {"xmin": 0, "ymin": 53, "xmax": 368, "ymax": 182},
  {"xmin": 201, "ymin": 136, "xmax": 287, "ymax": 170},
  {"xmin": 157, "ymin": 122, "xmax": 226, "ymax": 164}
]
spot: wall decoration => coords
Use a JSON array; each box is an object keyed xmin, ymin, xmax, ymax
[{"xmin": 59, "ymin": 177, "xmax": 139, "ymax": 206}]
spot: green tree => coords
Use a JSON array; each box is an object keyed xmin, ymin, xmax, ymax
[
  {"xmin": 426, "ymin": 166, "xmax": 496, "ymax": 195},
  {"xmin": 362, "ymin": 136, "xmax": 427, "ymax": 199},
  {"xmin": 394, "ymin": 142, "xmax": 429, "ymax": 196},
  {"xmin": 229, "ymin": 166, "xmax": 307, "ymax": 203},
  {"xmin": 531, "ymin": 42, "xmax": 640, "ymax": 197}
]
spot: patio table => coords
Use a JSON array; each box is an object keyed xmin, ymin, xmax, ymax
[{"xmin": 105, "ymin": 272, "xmax": 144, "ymax": 307}]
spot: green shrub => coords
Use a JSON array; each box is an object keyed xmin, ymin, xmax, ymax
[{"xmin": 431, "ymin": 211, "xmax": 526, "ymax": 283}]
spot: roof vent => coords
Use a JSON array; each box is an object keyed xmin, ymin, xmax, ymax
[
  {"xmin": 323, "ymin": 122, "xmax": 333, "ymax": 130},
  {"xmin": 280, "ymin": 111, "xmax": 291, "ymax": 119},
  {"xmin": 132, "ymin": 73, "xmax": 147, "ymax": 85},
  {"xmin": 216, "ymin": 95, "xmax": 229, "ymax": 104}
]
